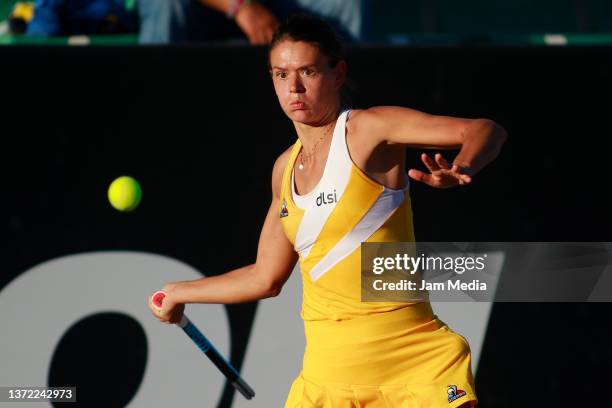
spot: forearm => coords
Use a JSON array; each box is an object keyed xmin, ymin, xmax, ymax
[
  {"xmin": 453, "ymin": 119, "xmax": 507, "ymax": 175},
  {"xmin": 164, "ymin": 263, "xmax": 279, "ymax": 305},
  {"xmin": 197, "ymin": 0, "xmax": 238, "ymax": 15}
]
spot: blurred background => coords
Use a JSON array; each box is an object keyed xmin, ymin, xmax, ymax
[
  {"xmin": 1, "ymin": 0, "xmax": 612, "ymax": 45},
  {"xmin": 1, "ymin": 1, "xmax": 611, "ymax": 407}
]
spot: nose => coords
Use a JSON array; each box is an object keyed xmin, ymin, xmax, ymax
[{"xmin": 290, "ymin": 76, "xmax": 305, "ymax": 94}]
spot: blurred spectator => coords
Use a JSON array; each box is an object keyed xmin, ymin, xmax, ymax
[
  {"xmin": 8, "ymin": 2, "xmax": 35, "ymax": 34},
  {"xmin": 22, "ymin": 0, "xmax": 365, "ymax": 45},
  {"xmin": 26, "ymin": 0, "xmax": 138, "ymax": 37},
  {"xmin": 137, "ymin": 0, "xmax": 366, "ymax": 44}
]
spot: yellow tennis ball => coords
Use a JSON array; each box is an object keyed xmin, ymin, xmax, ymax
[{"xmin": 108, "ymin": 176, "xmax": 142, "ymax": 212}]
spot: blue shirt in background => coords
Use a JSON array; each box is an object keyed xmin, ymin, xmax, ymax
[{"xmin": 27, "ymin": 0, "xmax": 138, "ymax": 36}]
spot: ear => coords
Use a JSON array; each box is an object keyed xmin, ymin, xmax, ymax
[{"xmin": 334, "ymin": 60, "xmax": 347, "ymax": 90}]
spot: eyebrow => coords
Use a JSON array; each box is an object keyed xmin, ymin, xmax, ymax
[{"xmin": 270, "ymin": 64, "xmax": 317, "ymax": 71}]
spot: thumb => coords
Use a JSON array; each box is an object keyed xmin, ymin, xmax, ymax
[{"xmin": 408, "ymin": 169, "xmax": 426, "ymax": 182}]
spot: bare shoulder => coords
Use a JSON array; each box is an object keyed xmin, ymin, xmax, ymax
[
  {"xmin": 273, "ymin": 145, "xmax": 293, "ymax": 175},
  {"xmin": 271, "ymin": 145, "xmax": 294, "ymax": 198},
  {"xmin": 348, "ymin": 106, "xmax": 421, "ymax": 131},
  {"xmin": 347, "ymin": 107, "xmax": 405, "ymax": 146},
  {"xmin": 346, "ymin": 108, "xmax": 368, "ymax": 132},
  {"xmin": 345, "ymin": 108, "xmax": 371, "ymax": 142},
  {"xmin": 348, "ymin": 105, "xmax": 464, "ymax": 147}
]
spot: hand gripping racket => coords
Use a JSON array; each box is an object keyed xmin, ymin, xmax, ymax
[{"xmin": 151, "ymin": 291, "xmax": 255, "ymax": 400}]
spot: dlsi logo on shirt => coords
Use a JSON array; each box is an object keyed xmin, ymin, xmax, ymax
[{"xmin": 316, "ymin": 189, "xmax": 337, "ymax": 206}]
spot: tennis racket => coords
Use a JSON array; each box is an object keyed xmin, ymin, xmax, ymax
[{"xmin": 151, "ymin": 291, "xmax": 255, "ymax": 400}]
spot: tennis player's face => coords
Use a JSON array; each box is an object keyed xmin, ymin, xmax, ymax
[{"xmin": 269, "ymin": 40, "xmax": 345, "ymax": 125}]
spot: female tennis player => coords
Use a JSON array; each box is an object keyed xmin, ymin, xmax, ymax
[{"xmin": 149, "ymin": 15, "xmax": 506, "ymax": 407}]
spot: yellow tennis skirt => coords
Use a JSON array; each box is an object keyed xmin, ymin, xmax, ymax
[{"xmin": 284, "ymin": 303, "xmax": 477, "ymax": 407}]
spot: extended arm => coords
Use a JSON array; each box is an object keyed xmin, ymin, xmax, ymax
[
  {"xmin": 197, "ymin": 0, "xmax": 278, "ymax": 44},
  {"xmin": 149, "ymin": 152, "xmax": 297, "ymax": 322},
  {"xmin": 353, "ymin": 106, "xmax": 507, "ymax": 187}
]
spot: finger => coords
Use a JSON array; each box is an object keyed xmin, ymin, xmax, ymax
[
  {"xmin": 459, "ymin": 174, "xmax": 472, "ymax": 184},
  {"xmin": 450, "ymin": 165, "xmax": 472, "ymax": 184},
  {"xmin": 408, "ymin": 168, "xmax": 425, "ymax": 182},
  {"xmin": 452, "ymin": 164, "xmax": 474, "ymax": 177},
  {"xmin": 435, "ymin": 153, "xmax": 451, "ymax": 170},
  {"xmin": 408, "ymin": 169, "xmax": 437, "ymax": 186},
  {"xmin": 421, "ymin": 153, "xmax": 441, "ymax": 173},
  {"xmin": 150, "ymin": 300, "xmax": 165, "ymax": 317}
]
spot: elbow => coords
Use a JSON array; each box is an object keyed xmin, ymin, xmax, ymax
[
  {"xmin": 494, "ymin": 122, "xmax": 508, "ymax": 145},
  {"xmin": 266, "ymin": 285, "xmax": 283, "ymax": 298},
  {"xmin": 250, "ymin": 262, "xmax": 293, "ymax": 299},
  {"xmin": 482, "ymin": 119, "xmax": 508, "ymax": 145},
  {"xmin": 260, "ymin": 280, "xmax": 283, "ymax": 298},
  {"xmin": 494, "ymin": 123, "xmax": 508, "ymax": 158},
  {"xmin": 253, "ymin": 269, "xmax": 285, "ymax": 298},
  {"xmin": 472, "ymin": 119, "xmax": 507, "ymax": 152}
]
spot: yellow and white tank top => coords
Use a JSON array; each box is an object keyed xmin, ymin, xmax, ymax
[{"xmin": 280, "ymin": 110, "xmax": 420, "ymax": 321}]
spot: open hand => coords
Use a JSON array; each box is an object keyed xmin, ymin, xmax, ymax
[
  {"xmin": 408, "ymin": 153, "xmax": 473, "ymax": 188},
  {"xmin": 234, "ymin": 3, "xmax": 279, "ymax": 45}
]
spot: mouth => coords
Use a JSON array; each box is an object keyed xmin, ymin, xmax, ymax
[{"xmin": 290, "ymin": 101, "xmax": 306, "ymax": 109}]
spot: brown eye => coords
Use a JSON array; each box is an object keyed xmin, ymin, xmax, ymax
[
  {"xmin": 302, "ymin": 68, "xmax": 314, "ymax": 76},
  {"xmin": 276, "ymin": 71, "xmax": 287, "ymax": 79}
]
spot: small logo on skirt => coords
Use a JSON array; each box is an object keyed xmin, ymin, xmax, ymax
[{"xmin": 447, "ymin": 385, "xmax": 467, "ymax": 403}]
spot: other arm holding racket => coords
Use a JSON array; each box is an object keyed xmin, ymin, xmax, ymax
[{"xmin": 148, "ymin": 150, "xmax": 297, "ymax": 322}]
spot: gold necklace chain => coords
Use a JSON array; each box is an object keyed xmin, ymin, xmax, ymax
[{"xmin": 298, "ymin": 123, "xmax": 334, "ymax": 170}]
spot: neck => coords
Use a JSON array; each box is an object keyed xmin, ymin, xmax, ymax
[{"xmin": 294, "ymin": 106, "xmax": 340, "ymax": 152}]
